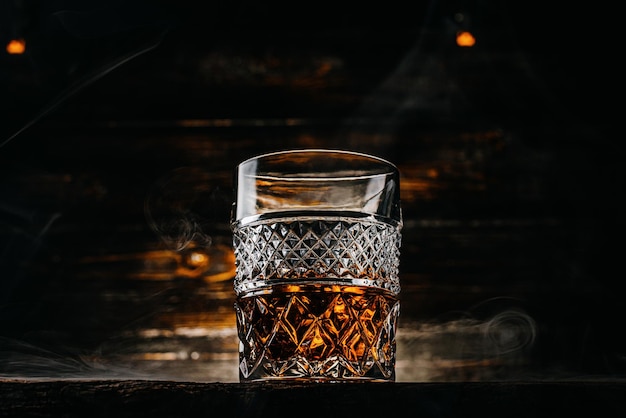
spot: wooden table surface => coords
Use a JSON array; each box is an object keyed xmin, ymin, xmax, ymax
[{"xmin": 2, "ymin": 379, "xmax": 626, "ymax": 417}]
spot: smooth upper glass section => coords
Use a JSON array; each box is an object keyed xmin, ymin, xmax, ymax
[{"xmin": 232, "ymin": 149, "xmax": 402, "ymax": 226}]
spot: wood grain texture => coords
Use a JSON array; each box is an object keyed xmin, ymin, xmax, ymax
[{"xmin": 2, "ymin": 379, "xmax": 626, "ymax": 418}]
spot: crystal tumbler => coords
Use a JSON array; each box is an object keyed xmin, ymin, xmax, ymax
[{"xmin": 231, "ymin": 149, "xmax": 402, "ymax": 382}]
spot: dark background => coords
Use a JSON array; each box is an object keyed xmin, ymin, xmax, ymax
[{"xmin": 0, "ymin": 0, "xmax": 623, "ymax": 382}]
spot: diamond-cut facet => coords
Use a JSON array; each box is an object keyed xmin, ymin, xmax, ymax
[
  {"xmin": 233, "ymin": 217, "xmax": 401, "ymax": 381},
  {"xmin": 233, "ymin": 218, "xmax": 401, "ymax": 294},
  {"xmin": 235, "ymin": 284, "xmax": 399, "ymax": 381}
]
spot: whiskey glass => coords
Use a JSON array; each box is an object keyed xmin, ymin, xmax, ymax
[{"xmin": 231, "ymin": 149, "xmax": 402, "ymax": 382}]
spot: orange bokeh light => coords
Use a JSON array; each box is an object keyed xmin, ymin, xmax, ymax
[
  {"xmin": 6, "ymin": 39, "xmax": 26, "ymax": 54},
  {"xmin": 456, "ymin": 31, "xmax": 476, "ymax": 47}
]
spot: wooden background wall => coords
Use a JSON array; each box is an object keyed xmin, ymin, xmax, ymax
[{"xmin": 1, "ymin": 0, "xmax": 623, "ymax": 385}]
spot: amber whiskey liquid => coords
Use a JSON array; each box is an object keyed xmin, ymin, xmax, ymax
[{"xmin": 235, "ymin": 282, "xmax": 399, "ymax": 382}]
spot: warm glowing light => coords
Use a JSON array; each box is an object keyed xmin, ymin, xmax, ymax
[
  {"xmin": 184, "ymin": 250, "xmax": 209, "ymax": 269},
  {"xmin": 456, "ymin": 31, "xmax": 476, "ymax": 47},
  {"xmin": 77, "ymin": 243, "xmax": 236, "ymax": 281},
  {"xmin": 6, "ymin": 38, "xmax": 26, "ymax": 54},
  {"xmin": 426, "ymin": 168, "xmax": 439, "ymax": 178}
]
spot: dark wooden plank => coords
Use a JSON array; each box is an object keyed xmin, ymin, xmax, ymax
[{"xmin": 1, "ymin": 379, "xmax": 626, "ymax": 418}]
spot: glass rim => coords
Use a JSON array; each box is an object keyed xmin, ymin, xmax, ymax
[
  {"xmin": 236, "ymin": 148, "xmax": 400, "ymax": 176},
  {"xmin": 232, "ymin": 148, "xmax": 402, "ymax": 225}
]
